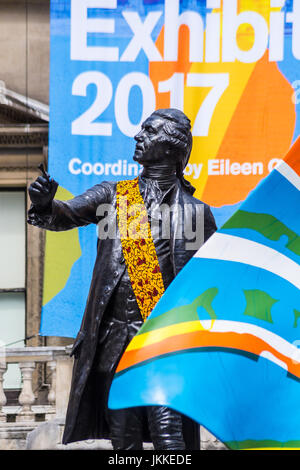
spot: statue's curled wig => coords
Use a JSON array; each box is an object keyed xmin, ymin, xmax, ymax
[{"xmin": 152, "ymin": 108, "xmax": 195, "ymax": 194}]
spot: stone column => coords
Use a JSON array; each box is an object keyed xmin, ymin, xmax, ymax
[
  {"xmin": 16, "ymin": 362, "xmax": 36, "ymax": 422},
  {"xmin": 45, "ymin": 360, "xmax": 56, "ymax": 421},
  {"xmin": 55, "ymin": 354, "xmax": 73, "ymax": 419},
  {"xmin": 0, "ymin": 362, "xmax": 7, "ymax": 423}
]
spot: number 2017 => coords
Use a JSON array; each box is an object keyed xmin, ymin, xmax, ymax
[{"xmin": 71, "ymin": 71, "xmax": 229, "ymax": 138}]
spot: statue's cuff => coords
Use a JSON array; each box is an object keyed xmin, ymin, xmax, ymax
[{"xmin": 27, "ymin": 201, "xmax": 53, "ymax": 228}]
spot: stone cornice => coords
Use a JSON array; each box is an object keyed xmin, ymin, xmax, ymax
[
  {"xmin": 0, "ymin": 81, "xmax": 49, "ymax": 124},
  {"xmin": 0, "ymin": 124, "xmax": 48, "ymax": 147}
]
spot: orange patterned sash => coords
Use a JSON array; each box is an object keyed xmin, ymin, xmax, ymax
[{"xmin": 116, "ymin": 177, "xmax": 165, "ymax": 321}]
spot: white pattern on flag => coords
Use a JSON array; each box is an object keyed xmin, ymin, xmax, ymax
[
  {"xmin": 275, "ymin": 160, "xmax": 300, "ymax": 191},
  {"xmin": 194, "ymin": 233, "xmax": 300, "ymax": 290},
  {"xmin": 204, "ymin": 319, "xmax": 300, "ymax": 365},
  {"xmin": 131, "ymin": 319, "xmax": 300, "ymax": 367}
]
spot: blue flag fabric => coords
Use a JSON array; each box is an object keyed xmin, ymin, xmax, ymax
[{"xmin": 108, "ymin": 139, "xmax": 300, "ymax": 450}]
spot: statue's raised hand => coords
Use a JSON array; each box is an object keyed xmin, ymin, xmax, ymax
[{"xmin": 28, "ymin": 164, "xmax": 58, "ymax": 208}]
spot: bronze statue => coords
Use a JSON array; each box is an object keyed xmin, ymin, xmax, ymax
[{"xmin": 28, "ymin": 108, "xmax": 217, "ymax": 450}]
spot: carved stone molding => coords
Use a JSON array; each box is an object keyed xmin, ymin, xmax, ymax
[
  {"xmin": 0, "ymin": 125, "xmax": 48, "ymax": 148},
  {"xmin": 0, "ymin": 166, "xmax": 39, "ymax": 172},
  {"xmin": 0, "ymin": 80, "xmax": 49, "ymax": 124},
  {"xmin": 0, "ymin": 107, "xmax": 45, "ymax": 125}
]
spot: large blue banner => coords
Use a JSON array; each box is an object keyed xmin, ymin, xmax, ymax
[{"xmin": 43, "ymin": 0, "xmax": 299, "ymax": 337}]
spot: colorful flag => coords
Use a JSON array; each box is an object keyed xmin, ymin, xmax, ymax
[{"xmin": 108, "ymin": 138, "xmax": 300, "ymax": 450}]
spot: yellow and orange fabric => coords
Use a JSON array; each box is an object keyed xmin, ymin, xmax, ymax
[{"xmin": 116, "ymin": 177, "xmax": 165, "ymax": 321}]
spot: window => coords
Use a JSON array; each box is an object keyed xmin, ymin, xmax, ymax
[{"xmin": 0, "ymin": 190, "xmax": 26, "ymax": 389}]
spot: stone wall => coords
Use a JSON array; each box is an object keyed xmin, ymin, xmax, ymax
[{"xmin": 0, "ymin": 0, "xmax": 50, "ymax": 104}]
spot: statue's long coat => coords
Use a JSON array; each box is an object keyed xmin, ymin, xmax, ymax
[{"xmin": 28, "ymin": 178, "xmax": 217, "ymax": 448}]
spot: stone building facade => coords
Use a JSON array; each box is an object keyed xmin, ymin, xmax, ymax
[{"xmin": 0, "ymin": 0, "xmax": 72, "ymax": 405}]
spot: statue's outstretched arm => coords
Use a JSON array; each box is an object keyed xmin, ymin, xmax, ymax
[{"xmin": 27, "ymin": 170, "xmax": 111, "ymax": 232}]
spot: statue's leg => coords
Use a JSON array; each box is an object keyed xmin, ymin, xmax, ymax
[
  {"xmin": 147, "ymin": 406, "xmax": 186, "ymax": 450},
  {"xmin": 107, "ymin": 407, "xmax": 144, "ymax": 450}
]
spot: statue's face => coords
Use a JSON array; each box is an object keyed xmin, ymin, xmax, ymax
[{"xmin": 133, "ymin": 115, "xmax": 172, "ymax": 166}]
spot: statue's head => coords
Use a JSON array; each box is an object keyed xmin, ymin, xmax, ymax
[{"xmin": 133, "ymin": 108, "xmax": 193, "ymax": 171}]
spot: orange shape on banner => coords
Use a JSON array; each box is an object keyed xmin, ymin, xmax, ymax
[
  {"xmin": 149, "ymin": 1, "xmax": 296, "ymax": 209},
  {"xmin": 201, "ymin": 52, "xmax": 296, "ymax": 207}
]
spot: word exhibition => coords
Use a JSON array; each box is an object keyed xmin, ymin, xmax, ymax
[{"xmin": 71, "ymin": 0, "xmax": 300, "ymax": 64}]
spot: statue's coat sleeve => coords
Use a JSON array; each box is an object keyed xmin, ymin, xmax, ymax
[{"xmin": 27, "ymin": 182, "xmax": 112, "ymax": 231}]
